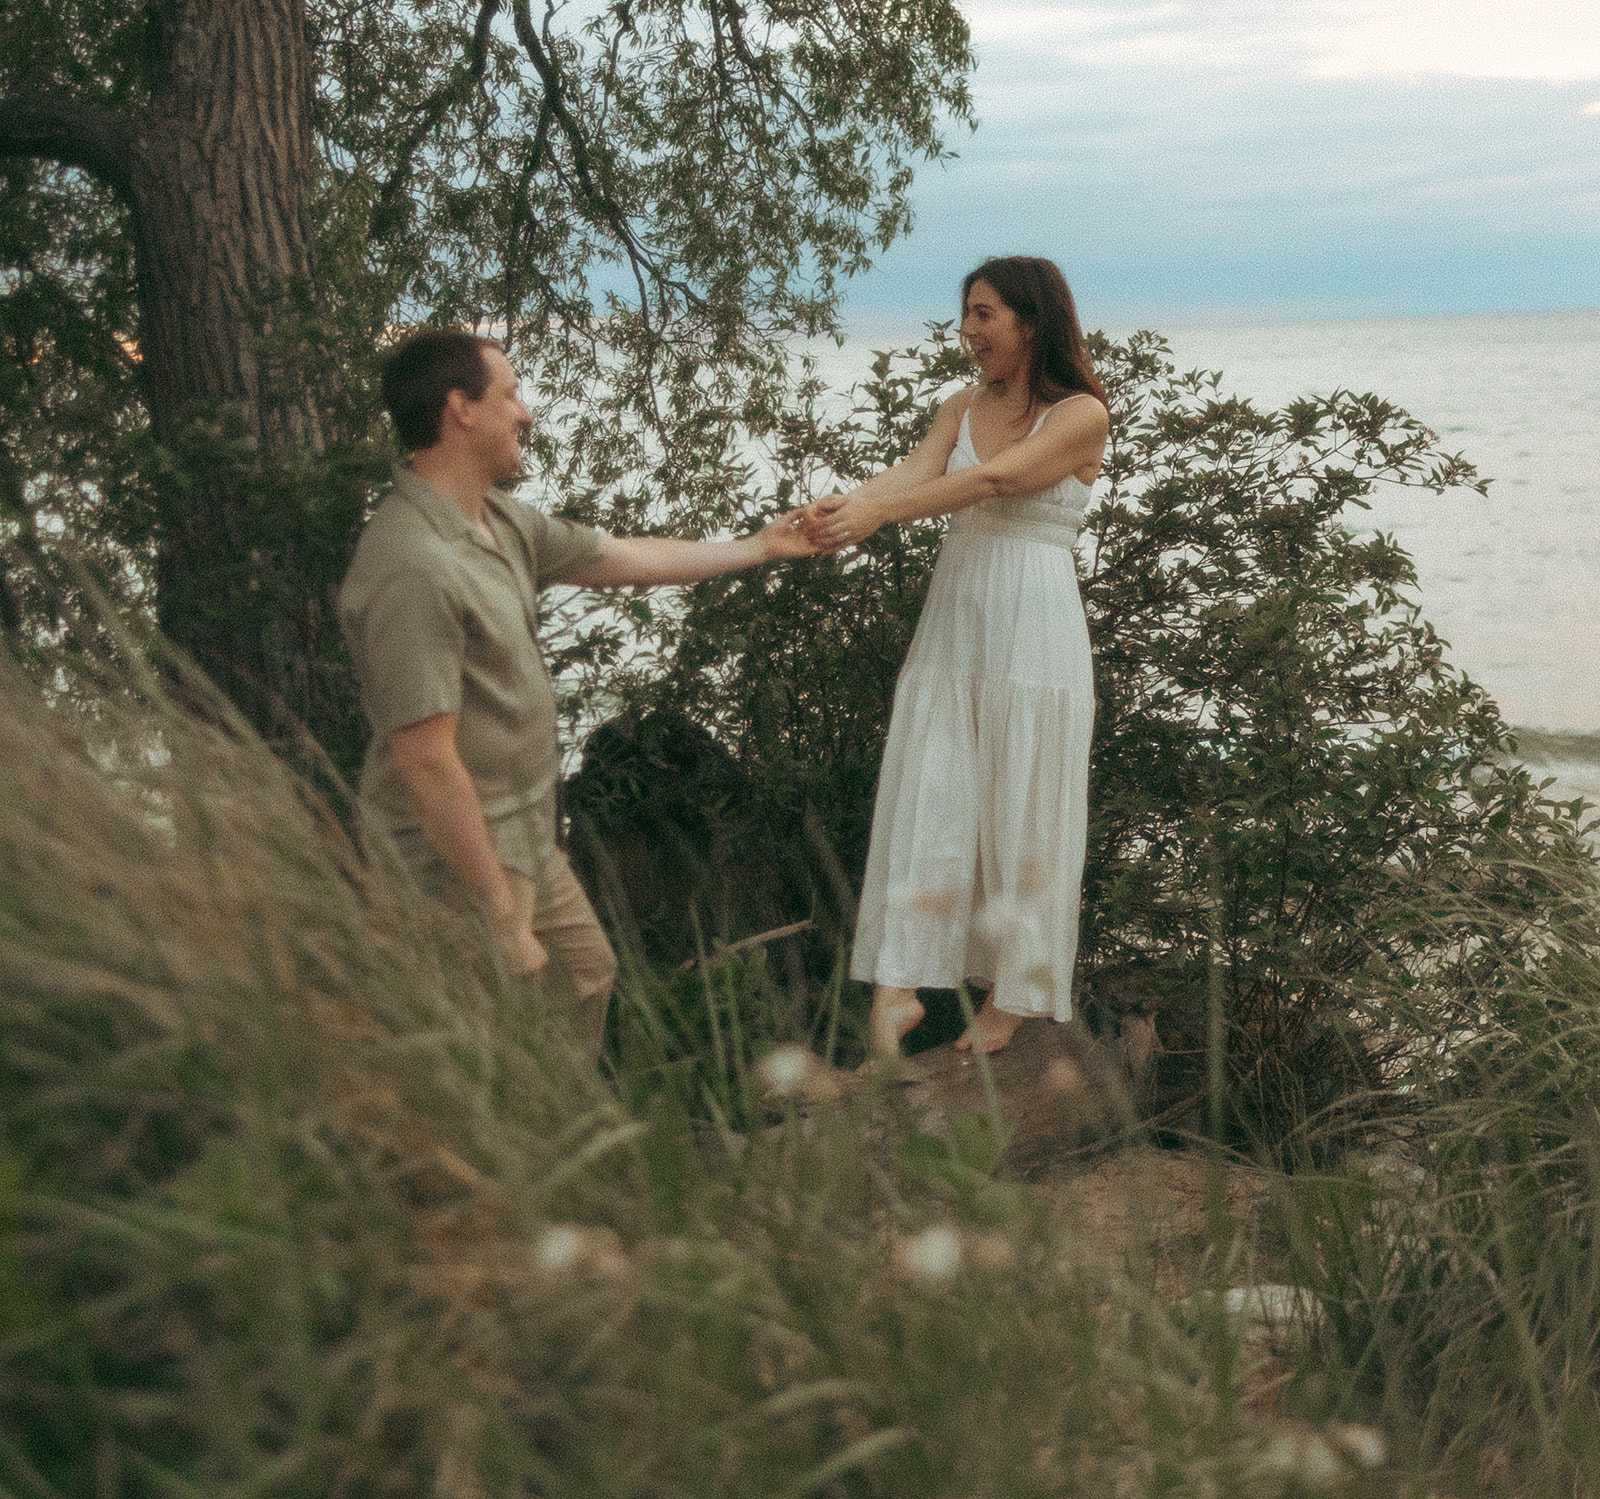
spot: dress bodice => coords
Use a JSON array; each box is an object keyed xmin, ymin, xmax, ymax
[{"xmin": 944, "ymin": 405, "xmax": 1092, "ymax": 548}]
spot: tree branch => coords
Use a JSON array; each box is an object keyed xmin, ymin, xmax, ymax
[
  {"xmin": 0, "ymin": 94, "xmax": 139, "ymax": 198},
  {"xmin": 509, "ymin": 0, "xmax": 648, "ymax": 271},
  {"xmin": 368, "ymin": 0, "xmax": 501, "ymax": 241}
]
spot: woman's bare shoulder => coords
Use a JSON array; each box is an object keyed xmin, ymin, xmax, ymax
[
  {"xmin": 934, "ymin": 385, "xmax": 981, "ymax": 421},
  {"xmin": 1044, "ymin": 390, "xmax": 1110, "ymax": 435},
  {"xmin": 915, "ymin": 385, "xmax": 979, "ymax": 446}
]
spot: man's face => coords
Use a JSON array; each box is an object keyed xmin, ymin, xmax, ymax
[{"xmin": 465, "ymin": 346, "xmax": 533, "ymax": 482}]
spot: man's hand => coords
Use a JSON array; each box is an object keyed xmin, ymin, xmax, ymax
[
  {"xmin": 757, "ymin": 509, "xmax": 828, "ymax": 561},
  {"xmin": 389, "ymin": 712, "xmax": 542, "ymax": 971},
  {"xmin": 517, "ymin": 929, "xmax": 552, "ymax": 974},
  {"xmin": 490, "ymin": 903, "xmax": 551, "ymax": 977},
  {"xmin": 796, "ymin": 491, "xmax": 845, "ymax": 544}
]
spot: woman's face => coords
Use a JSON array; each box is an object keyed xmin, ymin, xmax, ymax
[{"xmin": 961, "ymin": 279, "xmax": 1032, "ymax": 387}]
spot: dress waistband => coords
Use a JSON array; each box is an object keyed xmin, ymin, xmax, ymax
[{"xmin": 947, "ymin": 496, "xmax": 1085, "ymax": 549}]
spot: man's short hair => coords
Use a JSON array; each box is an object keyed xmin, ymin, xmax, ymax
[{"xmin": 380, "ymin": 329, "xmax": 501, "ymax": 451}]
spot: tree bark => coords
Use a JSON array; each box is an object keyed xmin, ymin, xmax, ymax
[
  {"xmin": 133, "ymin": 0, "xmax": 322, "ymax": 451},
  {"xmin": 2, "ymin": 0, "xmax": 364, "ymax": 768},
  {"xmin": 134, "ymin": 0, "xmax": 360, "ymax": 756}
]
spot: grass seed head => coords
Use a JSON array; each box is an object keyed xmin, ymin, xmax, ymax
[{"xmin": 895, "ymin": 1225, "xmax": 964, "ymax": 1285}]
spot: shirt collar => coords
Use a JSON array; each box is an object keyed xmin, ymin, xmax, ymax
[{"xmin": 390, "ymin": 462, "xmax": 509, "ymax": 551}]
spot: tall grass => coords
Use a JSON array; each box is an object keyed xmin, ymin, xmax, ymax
[
  {"xmin": 4, "ymin": 613, "xmax": 1599, "ymax": 1495},
  {"xmin": 0, "ymin": 637, "xmax": 1333, "ymax": 1498},
  {"xmin": 1276, "ymin": 846, "xmax": 1600, "ymax": 1493}
]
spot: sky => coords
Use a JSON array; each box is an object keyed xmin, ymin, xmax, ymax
[{"xmin": 840, "ymin": 0, "xmax": 1600, "ymax": 331}]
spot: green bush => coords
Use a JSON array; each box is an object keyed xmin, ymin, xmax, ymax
[
  {"xmin": 1077, "ymin": 333, "xmax": 1593, "ymax": 1140},
  {"xmin": 635, "ymin": 327, "xmax": 971, "ymax": 883},
  {"xmin": 624, "ymin": 330, "xmax": 1595, "ymax": 1142}
]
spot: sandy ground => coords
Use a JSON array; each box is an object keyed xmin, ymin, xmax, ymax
[{"xmin": 1037, "ymin": 1144, "xmax": 1277, "ymax": 1301}]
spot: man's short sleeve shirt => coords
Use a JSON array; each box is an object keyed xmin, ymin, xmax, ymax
[{"xmin": 338, "ymin": 464, "xmax": 601, "ymax": 880}]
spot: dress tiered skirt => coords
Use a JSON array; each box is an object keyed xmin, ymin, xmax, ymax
[{"xmin": 850, "ymin": 469, "xmax": 1095, "ymax": 1022}]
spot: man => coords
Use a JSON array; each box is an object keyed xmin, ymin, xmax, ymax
[{"xmin": 339, "ymin": 328, "xmax": 819, "ymax": 1057}]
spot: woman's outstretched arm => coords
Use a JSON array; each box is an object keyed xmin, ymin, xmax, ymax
[
  {"xmin": 807, "ymin": 394, "xmax": 1108, "ymax": 551},
  {"xmin": 800, "ymin": 390, "xmax": 971, "ymax": 531}
]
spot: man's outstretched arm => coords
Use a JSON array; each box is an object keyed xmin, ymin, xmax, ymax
[{"xmin": 565, "ymin": 512, "xmax": 820, "ymax": 588}]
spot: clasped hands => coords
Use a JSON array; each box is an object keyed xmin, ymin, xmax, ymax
[
  {"xmin": 799, "ymin": 490, "xmax": 880, "ymax": 551},
  {"xmin": 766, "ymin": 489, "xmax": 877, "ymax": 556},
  {"xmin": 750, "ymin": 489, "xmax": 880, "ymax": 559}
]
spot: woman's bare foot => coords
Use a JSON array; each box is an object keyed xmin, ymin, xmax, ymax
[
  {"xmin": 954, "ymin": 999, "xmax": 1027, "ymax": 1055},
  {"xmin": 869, "ymin": 985, "xmax": 925, "ymax": 1061}
]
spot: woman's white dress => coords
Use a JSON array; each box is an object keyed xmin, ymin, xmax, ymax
[{"xmin": 850, "ymin": 404, "xmax": 1095, "ymax": 1021}]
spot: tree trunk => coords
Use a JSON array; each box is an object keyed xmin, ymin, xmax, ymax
[
  {"xmin": 129, "ymin": 0, "xmax": 364, "ymax": 765},
  {"xmin": 134, "ymin": 0, "xmax": 321, "ymax": 454},
  {"xmin": 1, "ymin": 0, "xmax": 367, "ymax": 771}
]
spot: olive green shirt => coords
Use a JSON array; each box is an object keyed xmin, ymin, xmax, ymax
[{"xmin": 338, "ymin": 464, "xmax": 601, "ymax": 882}]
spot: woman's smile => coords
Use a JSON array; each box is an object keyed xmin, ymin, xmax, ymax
[{"xmin": 961, "ymin": 277, "xmax": 1031, "ymax": 385}]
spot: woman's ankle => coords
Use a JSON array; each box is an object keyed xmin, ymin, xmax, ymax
[{"xmin": 869, "ymin": 987, "xmax": 924, "ymax": 1055}]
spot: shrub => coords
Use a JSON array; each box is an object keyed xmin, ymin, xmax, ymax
[
  {"xmin": 1075, "ymin": 333, "xmax": 1593, "ymax": 1141},
  {"xmin": 617, "ymin": 327, "xmax": 973, "ymax": 885},
  {"xmin": 624, "ymin": 330, "xmax": 1596, "ymax": 1141}
]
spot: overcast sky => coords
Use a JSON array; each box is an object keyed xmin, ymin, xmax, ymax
[{"xmin": 840, "ymin": 0, "xmax": 1600, "ymax": 331}]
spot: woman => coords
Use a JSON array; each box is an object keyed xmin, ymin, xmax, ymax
[{"xmin": 805, "ymin": 257, "xmax": 1108, "ymax": 1058}]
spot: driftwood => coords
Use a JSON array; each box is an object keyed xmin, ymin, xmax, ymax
[
  {"xmin": 838, "ymin": 1013, "xmax": 1199, "ymax": 1176},
  {"xmin": 679, "ymin": 920, "xmax": 816, "ymax": 971}
]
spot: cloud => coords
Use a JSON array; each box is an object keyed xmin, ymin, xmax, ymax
[
  {"xmin": 840, "ymin": 0, "xmax": 1600, "ymax": 325},
  {"xmin": 963, "ymin": 0, "xmax": 1600, "ymax": 82},
  {"xmin": 1306, "ymin": 1, "xmax": 1600, "ymax": 80}
]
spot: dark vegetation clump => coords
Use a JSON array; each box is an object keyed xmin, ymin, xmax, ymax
[{"xmin": 585, "ymin": 331, "xmax": 1596, "ymax": 1148}]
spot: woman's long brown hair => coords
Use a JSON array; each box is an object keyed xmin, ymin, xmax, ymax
[{"xmin": 961, "ymin": 257, "xmax": 1107, "ymax": 411}]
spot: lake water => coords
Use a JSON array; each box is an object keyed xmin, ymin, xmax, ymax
[
  {"xmin": 1160, "ymin": 309, "xmax": 1600, "ymax": 819},
  {"xmin": 819, "ymin": 307, "xmax": 1600, "ymax": 815},
  {"xmin": 1158, "ymin": 309, "xmax": 1600, "ymax": 738}
]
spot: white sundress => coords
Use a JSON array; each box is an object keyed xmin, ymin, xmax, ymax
[{"xmin": 850, "ymin": 403, "xmax": 1096, "ymax": 1021}]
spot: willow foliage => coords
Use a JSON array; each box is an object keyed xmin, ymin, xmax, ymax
[{"xmin": 0, "ymin": 0, "xmax": 973, "ymax": 764}]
